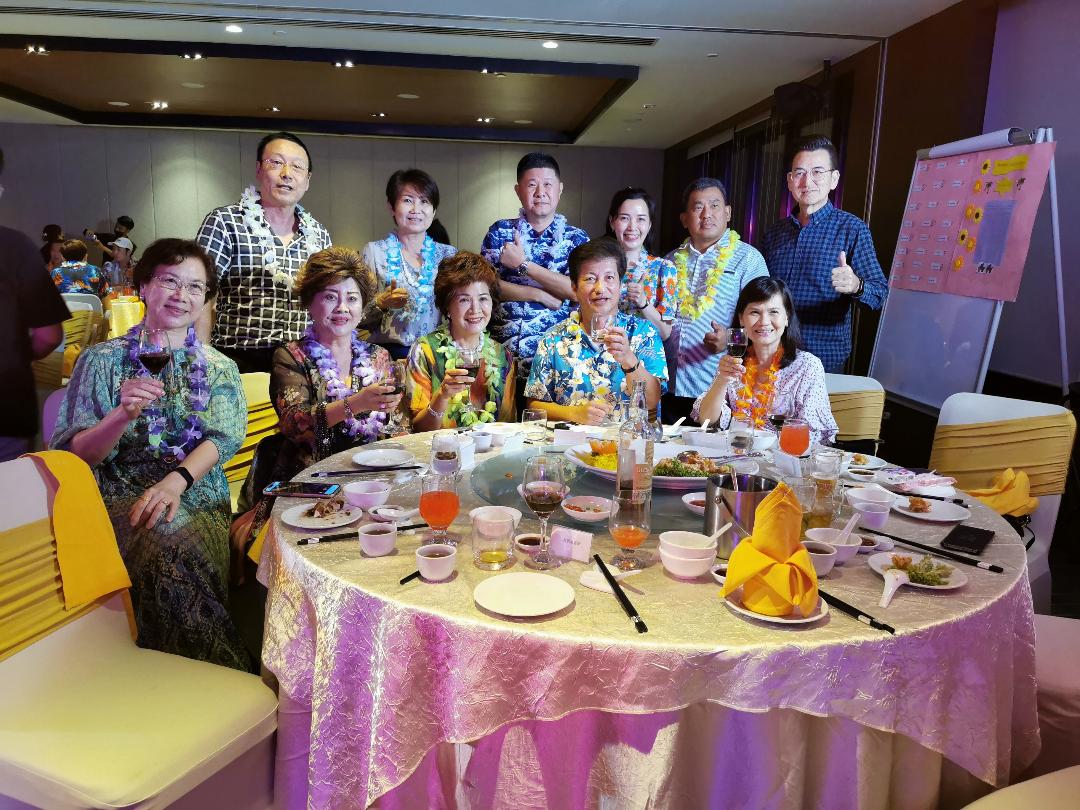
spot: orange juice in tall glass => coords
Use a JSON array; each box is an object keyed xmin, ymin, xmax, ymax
[{"xmin": 779, "ymin": 418, "xmax": 810, "ymax": 456}]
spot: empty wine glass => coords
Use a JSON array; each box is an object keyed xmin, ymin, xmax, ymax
[{"xmin": 523, "ymin": 454, "xmax": 567, "ymax": 570}]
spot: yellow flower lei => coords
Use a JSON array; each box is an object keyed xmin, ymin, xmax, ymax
[
  {"xmin": 732, "ymin": 347, "xmax": 783, "ymax": 430},
  {"xmin": 672, "ymin": 230, "xmax": 740, "ymax": 321}
]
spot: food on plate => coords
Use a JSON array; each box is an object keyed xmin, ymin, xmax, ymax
[
  {"xmin": 576, "ymin": 450, "xmax": 619, "ymax": 470},
  {"xmin": 851, "ymin": 453, "xmax": 870, "ymax": 466},
  {"xmin": 906, "ymin": 496, "xmax": 931, "ymax": 513},
  {"xmin": 654, "ymin": 451, "xmax": 730, "ymax": 478},
  {"xmin": 565, "ymin": 501, "xmax": 606, "ymax": 513},
  {"xmin": 307, "ymin": 493, "xmax": 347, "ymax": 519},
  {"xmin": 689, "ymin": 498, "xmax": 707, "ymax": 508},
  {"xmin": 887, "ymin": 554, "xmax": 953, "ymax": 586},
  {"xmin": 588, "ymin": 438, "xmax": 617, "ymax": 456}
]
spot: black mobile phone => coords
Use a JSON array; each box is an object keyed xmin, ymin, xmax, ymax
[
  {"xmin": 940, "ymin": 524, "xmax": 995, "ymax": 555},
  {"xmin": 262, "ymin": 481, "xmax": 342, "ymax": 498}
]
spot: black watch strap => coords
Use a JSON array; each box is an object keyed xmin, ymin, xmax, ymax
[
  {"xmin": 173, "ymin": 467, "xmax": 195, "ymax": 491},
  {"xmin": 621, "ymin": 357, "xmax": 641, "ymax": 374}
]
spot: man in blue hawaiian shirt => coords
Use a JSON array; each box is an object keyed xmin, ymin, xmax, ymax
[
  {"xmin": 481, "ymin": 152, "xmax": 589, "ymax": 383},
  {"xmin": 525, "ymin": 238, "xmax": 667, "ymax": 426}
]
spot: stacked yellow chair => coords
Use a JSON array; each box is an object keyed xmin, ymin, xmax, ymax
[
  {"xmin": 0, "ymin": 454, "xmax": 277, "ymax": 809},
  {"xmin": 824, "ymin": 373, "xmax": 885, "ymax": 445},
  {"xmin": 224, "ymin": 372, "xmax": 279, "ymax": 511},
  {"xmin": 32, "ymin": 308, "xmax": 105, "ymax": 389}
]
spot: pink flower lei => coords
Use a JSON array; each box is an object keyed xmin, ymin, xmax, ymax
[{"xmin": 301, "ymin": 324, "xmax": 386, "ymax": 440}]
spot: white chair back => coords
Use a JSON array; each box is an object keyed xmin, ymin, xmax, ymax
[
  {"xmin": 41, "ymin": 388, "xmax": 67, "ymax": 445},
  {"xmin": 64, "ymin": 300, "xmax": 95, "ymax": 313},
  {"xmin": 60, "ymin": 292, "xmax": 103, "ymax": 315},
  {"xmin": 0, "ymin": 457, "xmax": 49, "ymax": 532}
]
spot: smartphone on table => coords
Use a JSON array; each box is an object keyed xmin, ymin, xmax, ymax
[
  {"xmin": 262, "ymin": 481, "xmax": 341, "ymax": 498},
  {"xmin": 940, "ymin": 524, "xmax": 994, "ymax": 555}
]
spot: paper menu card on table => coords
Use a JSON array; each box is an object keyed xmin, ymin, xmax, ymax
[
  {"xmin": 549, "ymin": 526, "xmax": 593, "ymax": 563},
  {"xmin": 772, "ymin": 450, "xmax": 802, "ymax": 479},
  {"xmin": 553, "ymin": 428, "xmax": 603, "ymax": 447}
]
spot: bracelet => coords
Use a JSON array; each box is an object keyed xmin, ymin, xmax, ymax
[
  {"xmin": 172, "ymin": 467, "xmax": 195, "ymax": 492},
  {"xmin": 342, "ymin": 394, "xmax": 356, "ymax": 422},
  {"xmin": 621, "ymin": 357, "xmax": 642, "ymax": 374},
  {"xmin": 855, "ymin": 277, "xmax": 865, "ymax": 296},
  {"xmin": 633, "ymin": 302, "xmax": 648, "ymax": 311},
  {"xmin": 427, "ymin": 403, "xmax": 446, "ymax": 420}
]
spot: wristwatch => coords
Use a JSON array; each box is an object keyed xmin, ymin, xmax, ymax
[
  {"xmin": 854, "ymin": 276, "xmax": 865, "ymax": 296},
  {"xmin": 621, "ymin": 357, "xmax": 641, "ymax": 374},
  {"xmin": 172, "ymin": 467, "xmax": 195, "ymax": 491},
  {"xmin": 517, "ymin": 261, "xmax": 529, "ymax": 274}
]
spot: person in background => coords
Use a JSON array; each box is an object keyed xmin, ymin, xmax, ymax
[
  {"xmin": 605, "ymin": 186, "xmax": 676, "ymax": 341},
  {"xmin": 40, "ymin": 238, "xmax": 63, "ymax": 271},
  {"xmin": 102, "ymin": 236, "xmax": 134, "ymax": 290},
  {"xmin": 408, "ymin": 252, "xmax": 516, "ymax": 431},
  {"xmin": 525, "ymin": 238, "xmax": 667, "ymax": 425},
  {"xmin": 51, "ymin": 239, "xmax": 111, "ymax": 298},
  {"xmin": 196, "ymin": 131, "xmax": 332, "ymax": 372},
  {"xmin": 51, "ymin": 238, "xmax": 250, "ymax": 671},
  {"xmin": 0, "ymin": 148, "xmax": 69, "ymax": 461},
  {"xmin": 42, "ymin": 223, "xmax": 63, "ymax": 243},
  {"xmin": 85, "ymin": 215, "xmax": 136, "ymax": 260},
  {"xmin": 693, "ymin": 276, "xmax": 837, "ymax": 445},
  {"xmin": 482, "ymin": 152, "xmax": 589, "ymax": 385},
  {"xmin": 760, "ymin": 134, "xmax": 887, "ymax": 372},
  {"xmin": 427, "ymin": 217, "xmax": 451, "ymax": 246},
  {"xmin": 360, "ymin": 169, "xmax": 456, "ymax": 359},
  {"xmin": 664, "ymin": 178, "xmax": 769, "ymax": 423}
]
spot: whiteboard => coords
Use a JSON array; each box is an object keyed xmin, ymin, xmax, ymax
[{"xmin": 869, "ymin": 287, "xmax": 1000, "ymax": 411}]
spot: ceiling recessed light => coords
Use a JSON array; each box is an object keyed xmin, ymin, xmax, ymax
[
  {"xmin": 370, "ymin": 112, "xmax": 386, "ymax": 118},
  {"xmin": 542, "ymin": 40, "xmax": 559, "ymax": 49},
  {"xmin": 476, "ymin": 117, "xmax": 494, "ymax": 124},
  {"xmin": 266, "ymin": 106, "xmax": 281, "ymax": 112},
  {"xmin": 513, "ymin": 119, "xmax": 533, "ymax": 125},
  {"xmin": 480, "ymin": 68, "xmax": 488, "ymax": 74},
  {"xmin": 150, "ymin": 100, "xmax": 169, "ymax": 110},
  {"xmin": 273, "ymin": 30, "xmax": 287, "ymax": 37},
  {"xmin": 107, "ymin": 101, "xmax": 130, "ymax": 107},
  {"xmin": 182, "ymin": 53, "xmax": 202, "ymax": 60},
  {"xmin": 642, "ymin": 103, "xmax": 655, "ymax": 109},
  {"xmin": 494, "ymin": 72, "xmax": 508, "ymax": 79},
  {"xmin": 225, "ymin": 24, "xmax": 243, "ymax": 34},
  {"xmin": 26, "ymin": 44, "xmax": 49, "ymax": 55},
  {"xmin": 181, "ymin": 82, "xmax": 205, "ymax": 89},
  {"xmin": 706, "ymin": 53, "xmax": 720, "ymax": 58},
  {"xmin": 397, "ymin": 93, "xmax": 420, "ymax": 100}
]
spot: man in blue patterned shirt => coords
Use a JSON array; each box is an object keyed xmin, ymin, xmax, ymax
[
  {"xmin": 481, "ymin": 153, "xmax": 589, "ymax": 383},
  {"xmin": 761, "ymin": 135, "xmax": 887, "ymax": 372}
]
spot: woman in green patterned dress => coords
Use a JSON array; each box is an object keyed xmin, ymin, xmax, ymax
[{"xmin": 51, "ymin": 238, "xmax": 250, "ymax": 671}]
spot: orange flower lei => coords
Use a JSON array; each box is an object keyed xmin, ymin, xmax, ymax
[{"xmin": 731, "ymin": 348, "xmax": 783, "ymax": 429}]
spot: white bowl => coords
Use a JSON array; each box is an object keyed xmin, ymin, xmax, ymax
[
  {"xmin": 804, "ymin": 527, "xmax": 861, "ymax": 564},
  {"xmin": 751, "ymin": 430, "xmax": 778, "ymax": 451},
  {"xmin": 681, "ymin": 492, "xmax": 709, "ymax": 516},
  {"xmin": 472, "ymin": 432, "xmax": 493, "ymax": 452},
  {"xmin": 561, "ymin": 496, "xmax": 613, "ymax": 523},
  {"xmin": 659, "ymin": 546, "xmax": 714, "ymax": 579},
  {"xmin": 514, "ymin": 533, "xmax": 542, "ymax": 556},
  {"xmin": 853, "ymin": 500, "xmax": 890, "ymax": 530},
  {"xmin": 416, "ymin": 544, "xmax": 457, "ymax": 581},
  {"xmin": 845, "ymin": 468, "xmax": 879, "ymax": 483},
  {"xmin": 357, "ymin": 522, "xmax": 396, "ymax": 556},
  {"xmin": 369, "ymin": 504, "xmax": 419, "ymax": 523},
  {"xmin": 845, "ymin": 486, "xmax": 894, "ymax": 507},
  {"xmin": 803, "ymin": 540, "xmax": 837, "ymax": 576},
  {"xmin": 469, "ymin": 505, "xmax": 523, "ymax": 529},
  {"xmin": 343, "ymin": 480, "xmax": 392, "ymax": 509},
  {"xmin": 658, "ymin": 530, "xmax": 718, "ymax": 560}
]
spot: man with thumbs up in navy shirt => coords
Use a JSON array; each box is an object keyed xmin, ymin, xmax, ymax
[{"xmin": 761, "ymin": 135, "xmax": 887, "ymax": 372}]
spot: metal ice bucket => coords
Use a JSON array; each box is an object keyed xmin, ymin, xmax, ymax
[{"xmin": 704, "ymin": 473, "xmax": 779, "ymax": 559}]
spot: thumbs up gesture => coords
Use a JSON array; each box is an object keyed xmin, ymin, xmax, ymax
[
  {"xmin": 500, "ymin": 232, "xmax": 527, "ymax": 271},
  {"xmin": 702, "ymin": 319, "xmax": 730, "ymax": 355},
  {"xmin": 830, "ymin": 250, "xmax": 860, "ymax": 295}
]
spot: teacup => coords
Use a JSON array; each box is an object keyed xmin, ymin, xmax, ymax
[
  {"xmin": 358, "ymin": 522, "xmax": 396, "ymax": 557},
  {"xmin": 803, "ymin": 540, "xmax": 837, "ymax": 577},
  {"xmin": 416, "ymin": 543, "xmax": 457, "ymax": 581},
  {"xmin": 472, "ymin": 431, "xmax": 493, "ymax": 452}
]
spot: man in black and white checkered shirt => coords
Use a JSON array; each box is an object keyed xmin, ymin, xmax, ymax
[{"xmin": 196, "ymin": 132, "xmax": 332, "ymax": 373}]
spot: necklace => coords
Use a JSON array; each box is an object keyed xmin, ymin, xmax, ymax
[
  {"xmin": 301, "ymin": 325, "xmax": 386, "ymax": 440},
  {"xmin": 433, "ymin": 323, "xmax": 504, "ymax": 426},
  {"xmin": 513, "ymin": 209, "xmax": 575, "ymax": 271},
  {"xmin": 126, "ymin": 325, "xmax": 208, "ymax": 461},
  {"xmin": 238, "ymin": 185, "xmax": 320, "ymax": 291},
  {"xmin": 564, "ymin": 311, "xmax": 624, "ymax": 401},
  {"xmin": 672, "ymin": 230, "xmax": 740, "ymax": 321},
  {"xmin": 384, "ymin": 232, "xmax": 438, "ymax": 320},
  {"xmin": 731, "ymin": 347, "xmax": 783, "ymax": 430}
]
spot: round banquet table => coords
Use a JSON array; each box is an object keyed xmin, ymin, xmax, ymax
[{"xmin": 256, "ymin": 430, "xmax": 1040, "ymax": 810}]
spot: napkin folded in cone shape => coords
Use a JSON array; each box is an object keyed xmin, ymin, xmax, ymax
[
  {"xmin": 967, "ymin": 467, "xmax": 1038, "ymax": 517},
  {"xmin": 721, "ymin": 482, "xmax": 818, "ymax": 617}
]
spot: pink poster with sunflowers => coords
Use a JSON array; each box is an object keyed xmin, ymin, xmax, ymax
[{"xmin": 888, "ymin": 141, "xmax": 1055, "ymax": 301}]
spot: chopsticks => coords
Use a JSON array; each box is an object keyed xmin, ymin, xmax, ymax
[
  {"xmin": 297, "ymin": 522, "xmax": 427, "ymax": 545},
  {"xmin": 592, "ymin": 554, "xmax": 647, "ymax": 633},
  {"xmin": 861, "ymin": 528, "xmax": 1004, "ymax": 573},
  {"xmin": 818, "ymin": 589, "xmax": 895, "ymax": 634},
  {"xmin": 309, "ymin": 466, "xmax": 422, "ymax": 477}
]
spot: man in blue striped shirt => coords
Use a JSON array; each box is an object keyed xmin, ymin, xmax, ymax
[
  {"xmin": 761, "ymin": 135, "xmax": 887, "ymax": 372},
  {"xmin": 663, "ymin": 179, "xmax": 768, "ymax": 421}
]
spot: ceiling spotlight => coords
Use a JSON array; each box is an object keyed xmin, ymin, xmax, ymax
[
  {"xmin": 26, "ymin": 44, "xmax": 49, "ymax": 55},
  {"xmin": 335, "ymin": 59, "xmax": 354, "ymax": 68},
  {"xmin": 642, "ymin": 103, "xmax": 656, "ymax": 109},
  {"xmin": 181, "ymin": 82, "xmax": 205, "ymax": 89},
  {"xmin": 542, "ymin": 40, "xmax": 559, "ymax": 49},
  {"xmin": 513, "ymin": 119, "xmax": 533, "ymax": 125},
  {"xmin": 266, "ymin": 106, "xmax": 280, "ymax": 112},
  {"xmin": 370, "ymin": 112, "xmax": 386, "ymax": 118},
  {"xmin": 108, "ymin": 101, "xmax": 130, "ymax": 107},
  {"xmin": 481, "ymin": 68, "xmax": 488, "ymax": 74},
  {"xmin": 225, "ymin": 24, "xmax": 243, "ymax": 34},
  {"xmin": 476, "ymin": 117, "xmax": 493, "ymax": 124},
  {"xmin": 181, "ymin": 53, "xmax": 202, "ymax": 60},
  {"xmin": 397, "ymin": 93, "xmax": 419, "ymax": 100},
  {"xmin": 149, "ymin": 100, "xmax": 169, "ymax": 110}
]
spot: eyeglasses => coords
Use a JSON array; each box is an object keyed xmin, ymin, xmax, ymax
[
  {"xmin": 153, "ymin": 275, "xmax": 208, "ymax": 298},
  {"xmin": 788, "ymin": 167, "xmax": 836, "ymax": 183},
  {"xmin": 261, "ymin": 156, "xmax": 309, "ymax": 174}
]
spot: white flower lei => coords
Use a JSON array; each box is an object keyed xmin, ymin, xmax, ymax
[
  {"xmin": 514, "ymin": 209, "xmax": 575, "ymax": 269},
  {"xmin": 238, "ymin": 185, "xmax": 320, "ymax": 290}
]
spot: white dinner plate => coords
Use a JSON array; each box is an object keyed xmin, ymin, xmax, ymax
[
  {"xmin": 564, "ymin": 443, "xmax": 729, "ymax": 490},
  {"xmin": 867, "ymin": 552, "xmax": 968, "ymax": 590},
  {"xmin": 844, "ymin": 452, "xmax": 887, "ymax": 470},
  {"xmin": 724, "ymin": 588, "xmax": 829, "ymax": 625},
  {"xmin": 473, "ymin": 572, "xmax": 576, "ymax": 618},
  {"xmin": 352, "ymin": 448, "xmax": 414, "ymax": 468},
  {"xmin": 891, "ymin": 496, "xmax": 970, "ymax": 523},
  {"xmin": 280, "ymin": 501, "xmax": 362, "ymax": 531}
]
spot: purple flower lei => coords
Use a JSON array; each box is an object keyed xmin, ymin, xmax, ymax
[
  {"xmin": 301, "ymin": 324, "xmax": 386, "ymax": 441},
  {"xmin": 126, "ymin": 325, "xmax": 208, "ymax": 461}
]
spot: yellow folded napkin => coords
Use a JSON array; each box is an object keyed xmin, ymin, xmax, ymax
[
  {"xmin": 26, "ymin": 451, "xmax": 131, "ymax": 609},
  {"xmin": 722, "ymin": 482, "xmax": 818, "ymax": 617},
  {"xmin": 966, "ymin": 468, "xmax": 1038, "ymax": 517}
]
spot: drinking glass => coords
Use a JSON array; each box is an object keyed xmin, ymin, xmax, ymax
[
  {"xmin": 609, "ymin": 490, "xmax": 651, "ymax": 571},
  {"xmin": 729, "ymin": 421, "xmax": 754, "ymax": 455},
  {"xmin": 457, "ymin": 346, "xmax": 483, "ymax": 380},
  {"xmin": 811, "ymin": 447, "xmax": 844, "ymax": 509},
  {"xmin": 430, "ymin": 431, "xmax": 461, "ymax": 474},
  {"xmin": 522, "ymin": 454, "xmax": 568, "ymax": 570},
  {"xmin": 726, "ymin": 327, "xmax": 748, "ymax": 359},
  {"xmin": 472, "ymin": 513, "xmax": 516, "ymax": 570},
  {"xmin": 381, "ymin": 361, "xmax": 407, "ymax": 435},
  {"xmin": 521, "ymin": 408, "xmax": 547, "ymax": 442},
  {"xmin": 589, "ymin": 312, "xmax": 612, "ymax": 345},
  {"xmin": 419, "ymin": 472, "xmax": 460, "ymax": 545},
  {"xmin": 767, "ymin": 408, "xmax": 787, "ymax": 433},
  {"xmin": 779, "ymin": 417, "xmax": 811, "ymax": 456},
  {"xmin": 137, "ymin": 327, "xmax": 172, "ymax": 395}
]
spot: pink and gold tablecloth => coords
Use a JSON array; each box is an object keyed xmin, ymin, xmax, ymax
[{"xmin": 257, "ymin": 432, "xmax": 1039, "ymax": 809}]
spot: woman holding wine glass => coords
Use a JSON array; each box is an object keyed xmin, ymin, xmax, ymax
[
  {"xmin": 693, "ymin": 276, "xmax": 837, "ymax": 445},
  {"xmin": 51, "ymin": 238, "xmax": 251, "ymax": 671},
  {"xmin": 407, "ymin": 252, "xmax": 516, "ymax": 431}
]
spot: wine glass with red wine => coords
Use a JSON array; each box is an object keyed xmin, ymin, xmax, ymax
[
  {"xmin": 726, "ymin": 327, "xmax": 748, "ymax": 359},
  {"xmin": 523, "ymin": 454, "xmax": 568, "ymax": 570},
  {"xmin": 381, "ymin": 361, "xmax": 407, "ymax": 435},
  {"xmin": 138, "ymin": 328, "xmax": 172, "ymax": 388}
]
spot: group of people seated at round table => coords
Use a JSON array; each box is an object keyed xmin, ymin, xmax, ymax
[{"xmin": 48, "ymin": 133, "xmax": 882, "ymax": 672}]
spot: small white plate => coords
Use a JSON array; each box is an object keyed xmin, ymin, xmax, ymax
[
  {"xmin": 473, "ymin": 572, "xmax": 576, "ymax": 618},
  {"xmin": 867, "ymin": 551, "xmax": 968, "ymax": 590},
  {"xmin": 844, "ymin": 452, "xmax": 887, "ymax": 470},
  {"xmin": 352, "ymin": 448, "xmax": 414, "ymax": 468},
  {"xmin": 561, "ymin": 496, "xmax": 613, "ymax": 523},
  {"xmin": 369, "ymin": 505, "xmax": 420, "ymax": 522},
  {"xmin": 280, "ymin": 502, "xmax": 362, "ymax": 531},
  {"xmin": 724, "ymin": 588, "xmax": 829, "ymax": 624},
  {"xmin": 858, "ymin": 536, "xmax": 895, "ymax": 554},
  {"xmin": 682, "ymin": 492, "xmax": 709, "ymax": 516},
  {"xmin": 892, "ymin": 497, "xmax": 971, "ymax": 523}
]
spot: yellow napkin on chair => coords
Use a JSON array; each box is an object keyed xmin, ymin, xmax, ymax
[
  {"xmin": 966, "ymin": 468, "xmax": 1038, "ymax": 517},
  {"xmin": 26, "ymin": 451, "xmax": 131, "ymax": 609},
  {"xmin": 721, "ymin": 482, "xmax": 818, "ymax": 617}
]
